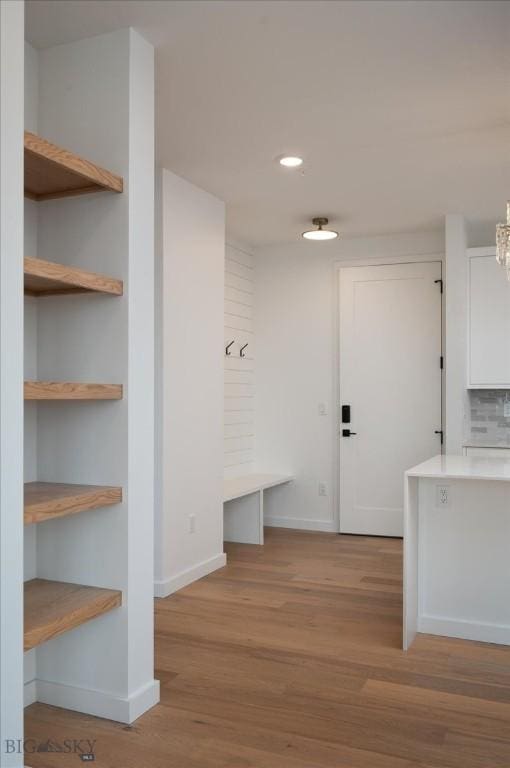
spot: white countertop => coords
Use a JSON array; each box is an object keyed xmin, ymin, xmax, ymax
[{"xmin": 406, "ymin": 454, "xmax": 510, "ymax": 482}]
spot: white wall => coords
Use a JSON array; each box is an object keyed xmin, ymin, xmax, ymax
[
  {"xmin": 224, "ymin": 243, "xmax": 255, "ymax": 476},
  {"xmin": 28, "ymin": 28, "xmax": 157, "ymax": 723},
  {"xmin": 155, "ymin": 169, "xmax": 225, "ymax": 597},
  {"xmin": 255, "ymin": 230, "xmax": 444, "ymax": 531},
  {"xmin": 0, "ymin": 1, "xmax": 25, "ymax": 763}
]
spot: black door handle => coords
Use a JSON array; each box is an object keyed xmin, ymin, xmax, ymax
[{"xmin": 342, "ymin": 429, "xmax": 357, "ymax": 437}]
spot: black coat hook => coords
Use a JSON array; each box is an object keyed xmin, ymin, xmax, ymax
[
  {"xmin": 225, "ymin": 340, "xmax": 235, "ymax": 356},
  {"xmin": 240, "ymin": 343, "xmax": 248, "ymax": 358}
]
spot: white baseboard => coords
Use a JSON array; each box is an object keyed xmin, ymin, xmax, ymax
[
  {"xmin": 265, "ymin": 516, "xmax": 337, "ymax": 533},
  {"xmin": 418, "ymin": 615, "xmax": 510, "ymax": 645},
  {"xmin": 33, "ymin": 678, "xmax": 160, "ymax": 724},
  {"xmin": 154, "ymin": 552, "xmax": 227, "ymax": 598},
  {"xmin": 24, "ymin": 679, "xmax": 37, "ymax": 707}
]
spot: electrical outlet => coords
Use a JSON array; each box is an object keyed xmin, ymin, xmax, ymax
[
  {"xmin": 436, "ymin": 485, "xmax": 450, "ymax": 508},
  {"xmin": 318, "ymin": 402, "xmax": 328, "ymax": 416},
  {"xmin": 318, "ymin": 482, "xmax": 327, "ymax": 497},
  {"xmin": 188, "ymin": 514, "xmax": 196, "ymax": 534}
]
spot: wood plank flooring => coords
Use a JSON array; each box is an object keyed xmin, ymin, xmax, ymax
[{"xmin": 25, "ymin": 528, "xmax": 510, "ymax": 767}]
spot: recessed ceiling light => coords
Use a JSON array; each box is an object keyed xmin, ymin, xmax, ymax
[
  {"xmin": 278, "ymin": 155, "xmax": 303, "ymax": 168},
  {"xmin": 302, "ymin": 217, "xmax": 338, "ymax": 241}
]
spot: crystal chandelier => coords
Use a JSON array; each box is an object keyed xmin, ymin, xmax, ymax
[{"xmin": 496, "ymin": 201, "xmax": 510, "ymax": 279}]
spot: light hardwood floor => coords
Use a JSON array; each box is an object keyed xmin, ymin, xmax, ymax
[{"xmin": 25, "ymin": 528, "xmax": 510, "ymax": 767}]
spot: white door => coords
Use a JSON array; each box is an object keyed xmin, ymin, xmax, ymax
[{"xmin": 339, "ymin": 262, "xmax": 442, "ymax": 536}]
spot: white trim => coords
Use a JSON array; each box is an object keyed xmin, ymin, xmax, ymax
[
  {"xmin": 331, "ymin": 258, "xmax": 341, "ymax": 532},
  {"xmin": 265, "ymin": 516, "xmax": 337, "ymax": 532},
  {"xmin": 467, "ymin": 246, "xmax": 496, "ymax": 258},
  {"xmin": 154, "ymin": 552, "xmax": 226, "ymax": 598},
  {"xmin": 333, "ymin": 252, "xmax": 444, "ymax": 271},
  {"xmin": 418, "ymin": 615, "xmax": 510, "ymax": 646},
  {"xmin": 34, "ymin": 678, "xmax": 160, "ymax": 724},
  {"xmin": 24, "ymin": 680, "xmax": 37, "ymax": 708}
]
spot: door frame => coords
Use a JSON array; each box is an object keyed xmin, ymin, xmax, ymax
[{"xmin": 332, "ymin": 253, "xmax": 445, "ymax": 533}]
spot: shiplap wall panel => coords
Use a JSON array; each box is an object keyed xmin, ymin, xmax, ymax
[
  {"xmin": 224, "ymin": 422, "xmax": 254, "ymax": 439},
  {"xmin": 225, "ymin": 285, "xmax": 253, "ymax": 305},
  {"xmin": 225, "ymin": 244, "xmax": 255, "ymax": 476},
  {"xmin": 225, "ymin": 258, "xmax": 253, "ymax": 282},
  {"xmin": 224, "ymin": 449, "xmax": 254, "ymax": 468},
  {"xmin": 225, "ymin": 300, "xmax": 252, "ymax": 319},
  {"xmin": 225, "ymin": 369, "xmax": 254, "ymax": 384},
  {"xmin": 224, "ymin": 314, "xmax": 253, "ymax": 333},
  {"xmin": 226, "ymin": 247, "xmax": 253, "ymax": 268},
  {"xmin": 225, "ymin": 383, "xmax": 255, "ymax": 398},
  {"xmin": 224, "ymin": 411, "xmax": 255, "ymax": 426},
  {"xmin": 225, "ymin": 272, "xmax": 253, "ymax": 295},
  {"xmin": 224, "ymin": 436, "xmax": 255, "ymax": 453},
  {"xmin": 225, "ymin": 397, "xmax": 255, "ymax": 412}
]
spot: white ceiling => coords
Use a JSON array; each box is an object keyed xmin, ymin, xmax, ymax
[{"xmin": 26, "ymin": 0, "xmax": 510, "ymax": 248}]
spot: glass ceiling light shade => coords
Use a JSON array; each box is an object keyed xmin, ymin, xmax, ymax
[
  {"xmin": 496, "ymin": 201, "xmax": 510, "ymax": 280},
  {"xmin": 302, "ymin": 217, "xmax": 338, "ymax": 241},
  {"xmin": 279, "ymin": 155, "xmax": 303, "ymax": 168}
]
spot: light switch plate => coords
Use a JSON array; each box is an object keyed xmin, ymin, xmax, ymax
[{"xmin": 504, "ymin": 401, "xmax": 510, "ymax": 419}]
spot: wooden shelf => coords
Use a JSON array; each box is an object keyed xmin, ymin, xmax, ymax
[
  {"xmin": 24, "ymin": 257, "xmax": 123, "ymax": 297},
  {"xmin": 24, "ymin": 131, "xmax": 123, "ymax": 201},
  {"xmin": 24, "ymin": 381, "xmax": 123, "ymax": 400},
  {"xmin": 24, "ymin": 579, "xmax": 122, "ymax": 651},
  {"xmin": 24, "ymin": 482, "xmax": 122, "ymax": 525}
]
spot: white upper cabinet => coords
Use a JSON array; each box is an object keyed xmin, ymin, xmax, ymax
[{"xmin": 468, "ymin": 249, "xmax": 510, "ymax": 388}]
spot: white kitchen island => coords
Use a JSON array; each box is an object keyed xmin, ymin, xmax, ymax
[{"xmin": 404, "ymin": 454, "xmax": 510, "ymax": 650}]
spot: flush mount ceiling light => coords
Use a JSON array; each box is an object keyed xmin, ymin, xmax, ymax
[
  {"xmin": 302, "ymin": 217, "xmax": 338, "ymax": 241},
  {"xmin": 278, "ymin": 155, "xmax": 303, "ymax": 168},
  {"xmin": 496, "ymin": 201, "xmax": 510, "ymax": 280}
]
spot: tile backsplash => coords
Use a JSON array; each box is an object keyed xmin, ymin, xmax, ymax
[{"xmin": 468, "ymin": 390, "xmax": 510, "ymax": 446}]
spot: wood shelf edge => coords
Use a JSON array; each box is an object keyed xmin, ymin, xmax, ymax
[
  {"xmin": 24, "ymin": 257, "xmax": 123, "ymax": 297},
  {"xmin": 24, "ymin": 130, "xmax": 123, "ymax": 199},
  {"xmin": 24, "ymin": 579, "xmax": 122, "ymax": 651},
  {"xmin": 24, "ymin": 482, "xmax": 122, "ymax": 525},
  {"xmin": 24, "ymin": 381, "xmax": 123, "ymax": 401}
]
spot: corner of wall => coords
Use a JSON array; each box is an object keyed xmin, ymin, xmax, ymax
[{"xmin": 444, "ymin": 214, "xmax": 468, "ymax": 454}]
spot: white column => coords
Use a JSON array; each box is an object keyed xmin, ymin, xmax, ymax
[
  {"xmin": 0, "ymin": 0, "xmax": 25, "ymax": 763},
  {"xmin": 445, "ymin": 214, "xmax": 468, "ymax": 454},
  {"xmin": 32, "ymin": 28, "xmax": 158, "ymax": 723}
]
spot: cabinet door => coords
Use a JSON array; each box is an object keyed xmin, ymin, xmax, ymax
[{"xmin": 469, "ymin": 255, "xmax": 510, "ymax": 387}]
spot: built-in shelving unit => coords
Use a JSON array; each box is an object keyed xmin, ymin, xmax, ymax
[
  {"xmin": 24, "ymin": 131, "xmax": 123, "ymax": 201},
  {"xmin": 24, "ymin": 381, "xmax": 123, "ymax": 400},
  {"xmin": 18, "ymin": 32, "xmax": 157, "ymax": 724},
  {"xmin": 24, "ymin": 482, "xmax": 122, "ymax": 525},
  {"xmin": 23, "ymin": 130, "xmax": 125, "ymax": 686},
  {"xmin": 24, "ymin": 257, "xmax": 123, "ymax": 297},
  {"xmin": 24, "ymin": 579, "xmax": 122, "ymax": 651}
]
